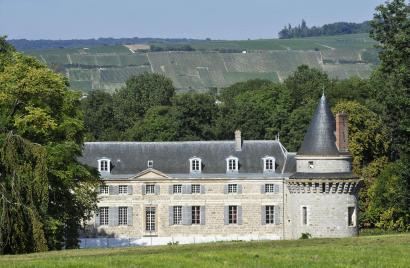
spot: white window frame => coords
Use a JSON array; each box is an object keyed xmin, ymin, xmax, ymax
[
  {"xmin": 173, "ymin": 184, "xmax": 182, "ymax": 194},
  {"xmin": 118, "ymin": 185, "xmax": 128, "ymax": 195},
  {"xmin": 99, "ymin": 207, "xmax": 109, "ymax": 226},
  {"xmin": 146, "ymin": 207, "xmax": 156, "ymax": 231},
  {"xmin": 228, "ymin": 184, "xmax": 238, "ymax": 193},
  {"xmin": 265, "ymin": 184, "xmax": 275, "ymax": 193},
  {"xmin": 98, "ymin": 158, "xmax": 111, "ymax": 173},
  {"xmin": 147, "ymin": 160, "xmax": 154, "ymax": 168},
  {"xmin": 191, "ymin": 184, "xmax": 201, "ymax": 194},
  {"xmin": 118, "ymin": 207, "xmax": 128, "ymax": 225},
  {"xmin": 99, "ymin": 185, "xmax": 109, "ymax": 195},
  {"xmin": 145, "ymin": 184, "xmax": 155, "ymax": 194},
  {"xmin": 263, "ymin": 156, "xmax": 275, "ymax": 173},
  {"xmin": 226, "ymin": 156, "xmax": 239, "ymax": 173},
  {"xmin": 189, "ymin": 157, "xmax": 202, "ymax": 173},
  {"xmin": 265, "ymin": 205, "xmax": 275, "ymax": 224},
  {"xmin": 173, "ymin": 206, "xmax": 182, "ymax": 225}
]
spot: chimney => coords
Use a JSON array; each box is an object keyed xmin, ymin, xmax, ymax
[
  {"xmin": 336, "ymin": 112, "xmax": 348, "ymax": 153},
  {"xmin": 235, "ymin": 130, "xmax": 242, "ymax": 151}
]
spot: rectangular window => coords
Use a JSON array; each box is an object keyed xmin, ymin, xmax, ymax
[
  {"xmin": 146, "ymin": 207, "xmax": 156, "ymax": 231},
  {"xmin": 118, "ymin": 207, "xmax": 128, "ymax": 225},
  {"xmin": 145, "ymin": 184, "xmax": 155, "ymax": 194},
  {"xmin": 348, "ymin": 207, "xmax": 355, "ymax": 227},
  {"xmin": 229, "ymin": 205, "xmax": 238, "ymax": 224},
  {"xmin": 265, "ymin": 184, "xmax": 275, "ymax": 193},
  {"xmin": 173, "ymin": 206, "xmax": 182, "ymax": 225},
  {"xmin": 265, "ymin": 159, "xmax": 274, "ymax": 171},
  {"xmin": 118, "ymin": 185, "xmax": 128, "ymax": 194},
  {"xmin": 100, "ymin": 160, "xmax": 108, "ymax": 171},
  {"xmin": 228, "ymin": 184, "xmax": 238, "ymax": 193},
  {"xmin": 99, "ymin": 207, "xmax": 109, "ymax": 225},
  {"xmin": 191, "ymin": 159, "xmax": 200, "ymax": 172},
  {"xmin": 228, "ymin": 159, "xmax": 237, "ymax": 171},
  {"xmin": 308, "ymin": 161, "xmax": 314, "ymax": 169},
  {"xmin": 191, "ymin": 184, "xmax": 201, "ymax": 194},
  {"xmin": 266, "ymin": 206, "xmax": 275, "ymax": 224},
  {"xmin": 192, "ymin": 206, "xmax": 201, "ymax": 224},
  {"xmin": 302, "ymin": 206, "xmax": 308, "ymax": 225},
  {"xmin": 147, "ymin": 160, "xmax": 153, "ymax": 168},
  {"xmin": 99, "ymin": 185, "xmax": 109, "ymax": 195},
  {"xmin": 173, "ymin": 184, "xmax": 182, "ymax": 194}
]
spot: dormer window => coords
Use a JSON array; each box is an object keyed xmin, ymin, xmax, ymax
[
  {"xmin": 263, "ymin": 156, "xmax": 275, "ymax": 173},
  {"xmin": 147, "ymin": 160, "xmax": 153, "ymax": 168},
  {"xmin": 226, "ymin": 156, "xmax": 239, "ymax": 173},
  {"xmin": 190, "ymin": 157, "xmax": 202, "ymax": 173},
  {"xmin": 98, "ymin": 159, "xmax": 110, "ymax": 173}
]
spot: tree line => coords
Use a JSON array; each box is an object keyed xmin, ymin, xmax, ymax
[
  {"xmin": 278, "ymin": 20, "xmax": 371, "ymax": 39},
  {"xmin": 0, "ymin": 0, "xmax": 408, "ymax": 254}
]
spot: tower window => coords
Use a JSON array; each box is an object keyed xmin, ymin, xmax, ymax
[
  {"xmin": 348, "ymin": 207, "xmax": 356, "ymax": 227},
  {"xmin": 302, "ymin": 206, "xmax": 308, "ymax": 225},
  {"xmin": 308, "ymin": 161, "xmax": 314, "ymax": 169}
]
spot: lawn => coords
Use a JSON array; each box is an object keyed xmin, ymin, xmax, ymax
[{"xmin": 1, "ymin": 234, "xmax": 409, "ymax": 268}]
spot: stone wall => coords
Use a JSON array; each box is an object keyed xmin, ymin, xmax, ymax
[{"xmin": 89, "ymin": 178, "xmax": 285, "ymax": 238}]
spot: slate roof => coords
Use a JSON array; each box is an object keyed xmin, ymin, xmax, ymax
[
  {"xmin": 79, "ymin": 140, "xmax": 295, "ymax": 177},
  {"xmin": 297, "ymin": 94, "xmax": 340, "ymax": 156}
]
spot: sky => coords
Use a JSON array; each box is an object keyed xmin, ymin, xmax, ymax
[{"xmin": 0, "ymin": 0, "xmax": 386, "ymax": 40}]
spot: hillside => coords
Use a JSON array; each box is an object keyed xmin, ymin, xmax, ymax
[
  {"xmin": 27, "ymin": 33, "xmax": 379, "ymax": 93},
  {"xmin": 0, "ymin": 234, "xmax": 409, "ymax": 268}
]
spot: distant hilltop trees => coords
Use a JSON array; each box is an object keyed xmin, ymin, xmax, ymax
[{"xmin": 278, "ymin": 20, "xmax": 371, "ymax": 39}]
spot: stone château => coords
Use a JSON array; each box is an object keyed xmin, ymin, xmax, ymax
[{"xmin": 79, "ymin": 94, "xmax": 361, "ymax": 242}]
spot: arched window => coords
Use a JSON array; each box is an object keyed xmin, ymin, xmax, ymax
[
  {"xmin": 190, "ymin": 157, "xmax": 202, "ymax": 173},
  {"xmin": 98, "ymin": 158, "xmax": 111, "ymax": 173},
  {"xmin": 226, "ymin": 156, "xmax": 239, "ymax": 173},
  {"xmin": 262, "ymin": 156, "xmax": 275, "ymax": 173}
]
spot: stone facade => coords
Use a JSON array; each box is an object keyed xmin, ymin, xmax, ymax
[{"xmin": 81, "ymin": 95, "xmax": 362, "ymax": 242}]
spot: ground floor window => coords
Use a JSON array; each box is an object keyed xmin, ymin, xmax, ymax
[
  {"xmin": 146, "ymin": 207, "xmax": 156, "ymax": 231},
  {"xmin": 118, "ymin": 207, "xmax": 128, "ymax": 225},
  {"xmin": 192, "ymin": 206, "xmax": 200, "ymax": 224},
  {"xmin": 173, "ymin": 206, "xmax": 182, "ymax": 225},
  {"xmin": 229, "ymin": 205, "xmax": 238, "ymax": 224},
  {"xmin": 348, "ymin": 207, "xmax": 356, "ymax": 227},
  {"xmin": 99, "ymin": 207, "xmax": 109, "ymax": 225},
  {"xmin": 265, "ymin": 205, "xmax": 275, "ymax": 224},
  {"xmin": 302, "ymin": 206, "xmax": 308, "ymax": 225}
]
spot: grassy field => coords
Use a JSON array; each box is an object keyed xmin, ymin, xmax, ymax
[
  {"xmin": 25, "ymin": 33, "xmax": 378, "ymax": 93},
  {"xmin": 1, "ymin": 234, "xmax": 409, "ymax": 268}
]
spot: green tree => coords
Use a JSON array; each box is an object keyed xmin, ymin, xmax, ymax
[
  {"xmin": 113, "ymin": 72, "xmax": 175, "ymax": 132},
  {"xmin": 0, "ymin": 44, "xmax": 98, "ymax": 253}
]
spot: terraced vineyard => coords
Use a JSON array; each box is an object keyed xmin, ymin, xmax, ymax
[{"xmin": 27, "ymin": 34, "xmax": 379, "ymax": 93}]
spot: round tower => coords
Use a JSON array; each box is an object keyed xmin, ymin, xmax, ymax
[{"xmin": 287, "ymin": 94, "xmax": 361, "ymax": 239}]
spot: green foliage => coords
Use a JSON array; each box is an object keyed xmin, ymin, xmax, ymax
[
  {"xmin": 113, "ymin": 72, "xmax": 175, "ymax": 131},
  {"xmin": 299, "ymin": 233, "xmax": 312, "ymax": 239},
  {"xmin": 367, "ymin": 160, "xmax": 410, "ymax": 231},
  {"xmin": 0, "ymin": 43, "xmax": 99, "ymax": 253}
]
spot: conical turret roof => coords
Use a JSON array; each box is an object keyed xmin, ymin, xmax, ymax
[{"xmin": 297, "ymin": 94, "xmax": 339, "ymax": 156}]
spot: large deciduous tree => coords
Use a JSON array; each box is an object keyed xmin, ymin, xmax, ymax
[{"xmin": 0, "ymin": 38, "xmax": 98, "ymax": 253}]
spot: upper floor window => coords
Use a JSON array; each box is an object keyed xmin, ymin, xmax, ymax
[
  {"xmin": 190, "ymin": 157, "xmax": 202, "ymax": 173},
  {"xmin": 302, "ymin": 206, "xmax": 308, "ymax": 225},
  {"xmin": 173, "ymin": 184, "xmax": 182, "ymax": 194},
  {"xmin": 191, "ymin": 184, "xmax": 201, "ymax": 194},
  {"xmin": 98, "ymin": 159, "xmax": 110, "ymax": 173},
  {"xmin": 265, "ymin": 184, "xmax": 275, "ymax": 193},
  {"xmin": 118, "ymin": 185, "xmax": 128, "ymax": 195},
  {"xmin": 99, "ymin": 185, "xmax": 109, "ymax": 195},
  {"xmin": 348, "ymin": 207, "xmax": 356, "ymax": 227},
  {"xmin": 228, "ymin": 184, "xmax": 238, "ymax": 193},
  {"xmin": 308, "ymin": 161, "xmax": 314, "ymax": 169},
  {"xmin": 226, "ymin": 156, "xmax": 239, "ymax": 173},
  {"xmin": 263, "ymin": 156, "xmax": 275, "ymax": 173},
  {"xmin": 145, "ymin": 184, "xmax": 155, "ymax": 194}
]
